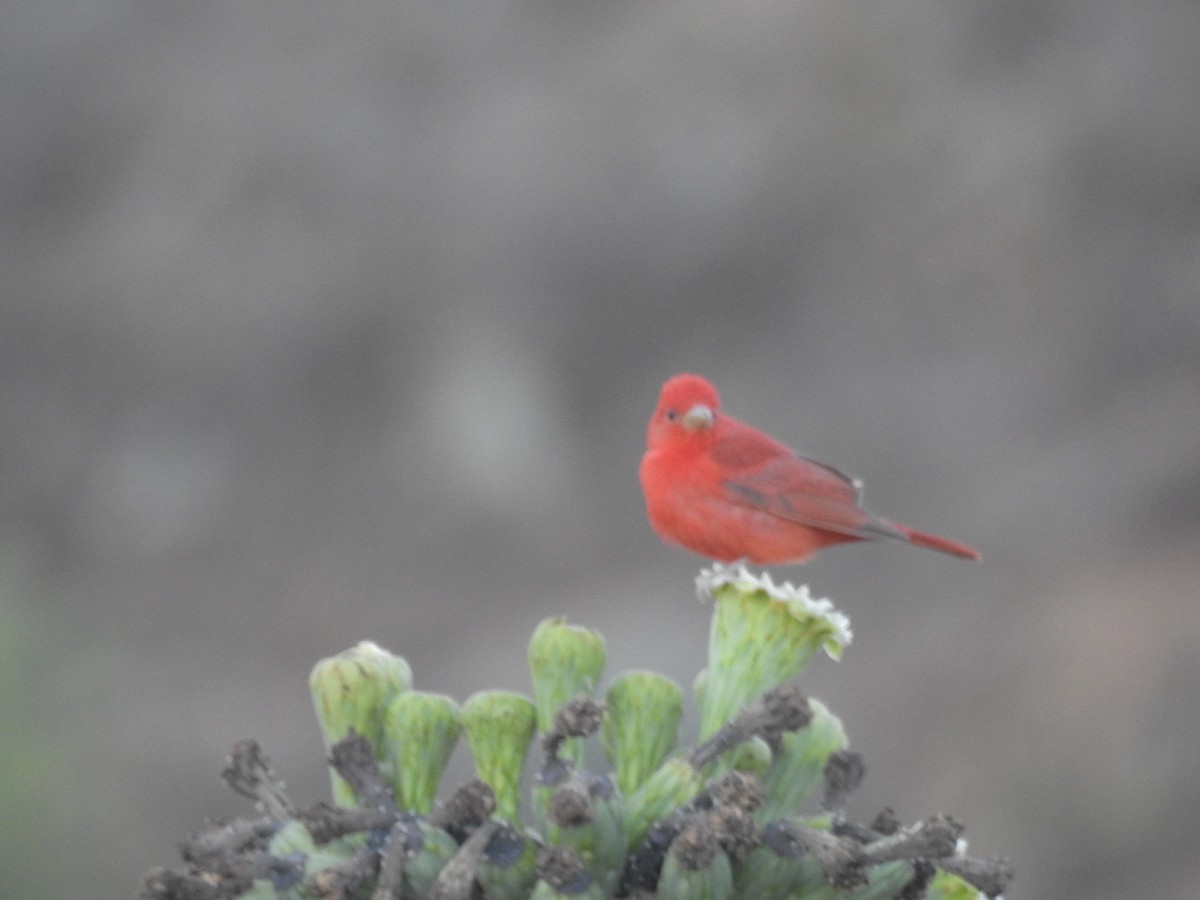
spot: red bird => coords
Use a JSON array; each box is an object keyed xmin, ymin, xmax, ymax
[{"xmin": 639, "ymin": 373, "xmax": 980, "ymax": 565}]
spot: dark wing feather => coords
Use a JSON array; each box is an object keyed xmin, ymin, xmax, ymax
[{"xmin": 715, "ymin": 433, "xmax": 903, "ymax": 540}]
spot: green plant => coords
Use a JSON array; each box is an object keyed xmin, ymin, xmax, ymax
[{"xmin": 140, "ymin": 564, "xmax": 1011, "ymax": 899}]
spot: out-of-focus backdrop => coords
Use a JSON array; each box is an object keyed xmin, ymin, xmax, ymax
[{"xmin": 3, "ymin": 2, "xmax": 1199, "ymax": 897}]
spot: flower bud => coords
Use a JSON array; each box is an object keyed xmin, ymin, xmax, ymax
[
  {"xmin": 382, "ymin": 690, "xmax": 460, "ymax": 814},
  {"xmin": 474, "ymin": 821, "xmax": 539, "ymax": 900},
  {"xmin": 541, "ymin": 773, "xmax": 627, "ymax": 895},
  {"xmin": 309, "ymin": 641, "xmax": 412, "ymax": 806},
  {"xmin": 602, "ymin": 670, "xmax": 682, "ymax": 797},
  {"xmin": 400, "ymin": 817, "xmax": 463, "ymax": 899},
  {"xmin": 528, "ymin": 618, "xmax": 607, "ymax": 767},
  {"xmin": 758, "ymin": 698, "xmax": 848, "ymax": 821},
  {"xmin": 696, "ymin": 564, "xmax": 850, "ymax": 741},
  {"xmin": 656, "ymin": 819, "xmax": 733, "ymax": 900},
  {"xmin": 460, "ymin": 690, "xmax": 537, "ymax": 822}
]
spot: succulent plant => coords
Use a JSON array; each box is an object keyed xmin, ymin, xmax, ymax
[{"xmin": 141, "ymin": 564, "xmax": 1011, "ymax": 899}]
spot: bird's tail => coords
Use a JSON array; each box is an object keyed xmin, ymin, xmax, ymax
[{"xmin": 886, "ymin": 520, "xmax": 982, "ymax": 561}]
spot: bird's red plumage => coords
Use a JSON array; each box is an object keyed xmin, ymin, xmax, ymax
[{"xmin": 639, "ymin": 373, "xmax": 980, "ymax": 564}]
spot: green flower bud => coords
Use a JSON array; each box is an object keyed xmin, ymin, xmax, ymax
[
  {"xmin": 309, "ymin": 641, "xmax": 412, "ymax": 806},
  {"xmin": 758, "ymin": 698, "xmax": 848, "ymax": 821},
  {"xmin": 460, "ymin": 690, "xmax": 537, "ymax": 821},
  {"xmin": 656, "ymin": 821, "xmax": 733, "ymax": 900},
  {"xmin": 581, "ymin": 776, "xmax": 626, "ymax": 896},
  {"xmin": 624, "ymin": 757, "xmax": 703, "ymax": 851},
  {"xmin": 733, "ymin": 838, "xmax": 824, "ymax": 900},
  {"xmin": 474, "ymin": 821, "xmax": 539, "ymax": 900},
  {"xmin": 541, "ymin": 774, "xmax": 627, "ymax": 896},
  {"xmin": 529, "ymin": 845, "xmax": 609, "ymax": 900},
  {"xmin": 696, "ymin": 564, "xmax": 851, "ymax": 741},
  {"xmin": 602, "ymin": 670, "xmax": 683, "ymax": 797},
  {"xmin": 745, "ymin": 818, "xmax": 868, "ymax": 897},
  {"xmin": 528, "ymin": 618, "xmax": 607, "ymax": 767},
  {"xmin": 400, "ymin": 818, "xmax": 460, "ymax": 900},
  {"xmin": 381, "ymin": 690, "xmax": 460, "ymax": 814},
  {"xmin": 265, "ymin": 820, "xmax": 349, "ymax": 886}
]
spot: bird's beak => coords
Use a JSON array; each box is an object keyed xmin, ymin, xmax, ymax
[{"xmin": 681, "ymin": 404, "xmax": 714, "ymax": 431}]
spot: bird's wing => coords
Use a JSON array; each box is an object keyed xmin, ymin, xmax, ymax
[{"xmin": 713, "ymin": 432, "xmax": 903, "ymax": 540}]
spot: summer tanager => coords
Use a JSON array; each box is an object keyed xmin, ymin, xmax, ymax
[{"xmin": 639, "ymin": 373, "xmax": 980, "ymax": 564}]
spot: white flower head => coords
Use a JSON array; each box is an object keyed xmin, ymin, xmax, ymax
[{"xmin": 695, "ymin": 562, "xmax": 853, "ymax": 655}]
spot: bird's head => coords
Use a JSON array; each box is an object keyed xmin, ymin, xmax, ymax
[{"xmin": 647, "ymin": 373, "xmax": 719, "ymax": 447}]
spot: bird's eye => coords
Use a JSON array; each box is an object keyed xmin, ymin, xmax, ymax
[{"xmin": 665, "ymin": 409, "xmax": 678, "ymax": 421}]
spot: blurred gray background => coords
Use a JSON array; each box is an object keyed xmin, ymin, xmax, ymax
[{"xmin": 3, "ymin": 1, "xmax": 1199, "ymax": 897}]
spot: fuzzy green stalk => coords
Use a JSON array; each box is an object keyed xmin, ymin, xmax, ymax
[
  {"xmin": 757, "ymin": 698, "xmax": 848, "ymax": 821},
  {"xmin": 623, "ymin": 756, "xmax": 704, "ymax": 851},
  {"xmin": 696, "ymin": 565, "xmax": 851, "ymax": 741},
  {"xmin": 381, "ymin": 690, "xmax": 460, "ymax": 814},
  {"xmin": 460, "ymin": 690, "xmax": 537, "ymax": 822},
  {"xmin": 528, "ymin": 618, "xmax": 607, "ymax": 767},
  {"xmin": 602, "ymin": 670, "xmax": 683, "ymax": 796},
  {"xmin": 309, "ymin": 641, "xmax": 412, "ymax": 806}
]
